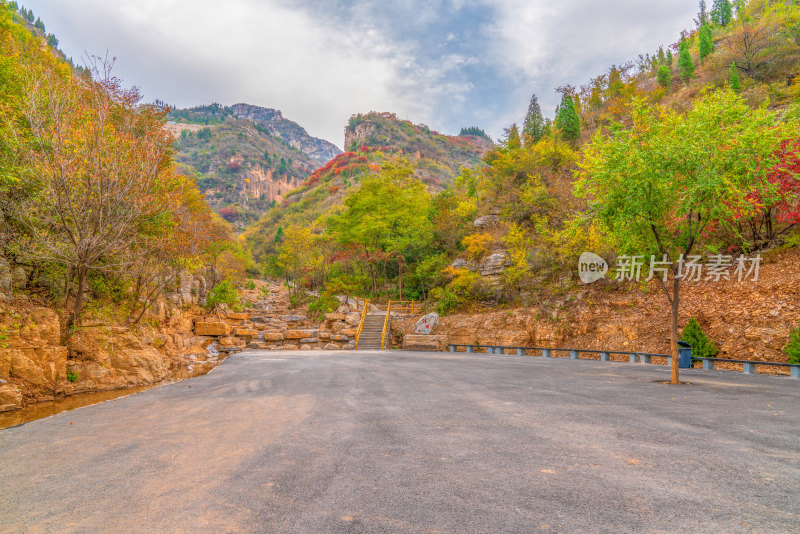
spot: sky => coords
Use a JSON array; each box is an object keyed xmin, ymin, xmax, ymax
[{"xmin": 28, "ymin": 0, "xmax": 698, "ymax": 148}]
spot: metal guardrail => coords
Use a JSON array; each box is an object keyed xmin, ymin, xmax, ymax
[
  {"xmin": 354, "ymin": 299, "xmax": 370, "ymax": 350},
  {"xmin": 446, "ymin": 344, "xmax": 800, "ymax": 379}
]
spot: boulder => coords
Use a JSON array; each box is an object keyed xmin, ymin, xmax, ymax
[
  {"xmin": 11, "ymin": 265, "xmax": 28, "ymax": 289},
  {"xmin": 301, "ymin": 344, "xmax": 312, "ymax": 350},
  {"xmin": 341, "ymin": 328, "xmax": 358, "ymax": 337},
  {"xmin": 414, "ymin": 313, "xmax": 439, "ymax": 334},
  {"xmin": 336, "ymin": 305, "xmax": 351, "ymax": 314},
  {"xmin": 473, "ymin": 214, "xmax": 500, "ymax": 228},
  {"xmin": 0, "ymin": 385, "xmax": 22, "ymax": 412},
  {"xmin": 479, "ymin": 252, "xmax": 508, "ymax": 276},
  {"xmin": 194, "ymin": 321, "xmax": 230, "ymax": 337},
  {"xmin": 299, "ymin": 337, "xmax": 319, "ymax": 344},
  {"xmin": 330, "ymin": 334, "xmax": 349, "ymax": 342},
  {"xmin": 0, "ymin": 257, "xmax": 11, "ymax": 291},
  {"xmin": 345, "ymin": 313, "xmax": 362, "ymax": 326},
  {"xmin": 323, "ymin": 343, "xmax": 341, "ymax": 350},
  {"xmin": 403, "ymin": 334, "xmax": 447, "ymax": 352}
]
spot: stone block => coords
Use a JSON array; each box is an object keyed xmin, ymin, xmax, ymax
[
  {"xmin": 323, "ymin": 343, "xmax": 341, "ymax": 350},
  {"xmin": 263, "ymin": 332, "xmax": 285, "ymax": 342},
  {"xmin": 227, "ymin": 312, "xmax": 253, "ymax": 321},
  {"xmin": 0, "ymin": 385, "xmax": 22, "ymax": 412},
  {"xmin": 279, "ymin": 315, "xmax": 306, "ymax": 322},
  {"xmin": 233, "ymin": 328, "xmax": 258, "ymax": 338},
  {"xmin": 403, "ymin": 334, "xmax": 447, "ymax": 352},
  {"xmin": 341, "ymin": 328, "xmax": 357, "ymax": 337},
  {"xmin": 194, "ymin": 321, "xmax": 230, "ymax": 337},
  {"xmin": 319, "ymin": 332, "xmax": 332, "ymax": 340},
  {"xmin": 286, "ymin": 329, "xmax": 319, "ymax": 340},
  {"xmin": 331, "ymin": 334, "xmax": 349, "ymax": 342},
  {"xmin": 299, "ymin": 337, "xmax": 319, "ymax": 344},
  {"xmin": 325, "ymin": 313, "xmax": 347, "ymax": 321}
]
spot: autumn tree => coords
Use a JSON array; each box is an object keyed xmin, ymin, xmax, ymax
[
  {"xmin": 578, "ymin": 89, "xmax": 791, "ymax": 384},
  {"xmin": 328, "ymin": 158, "xmax": 432, "ymax": 296},
  {"xmin": 4, "ymin": 58, "xmax": 180, "ymax": 334}
]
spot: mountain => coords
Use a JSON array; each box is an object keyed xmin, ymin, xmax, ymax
[
  {"xmin": 167, "ymin": 103, "xmax": 341, "ymax": 228},
  {"xmin": 343, "ymin": 112, "xmax": 493, "ymax": 188},
  {"xmin": 244, "ymin": 112, "xmax": 494, "ymax": 258}
]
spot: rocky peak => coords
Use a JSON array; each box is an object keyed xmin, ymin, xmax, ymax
[{"xmin": 229, "ymin": 103, "xmax": 341, "ymax": 166}]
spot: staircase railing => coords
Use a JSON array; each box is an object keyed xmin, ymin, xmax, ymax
[
  {"xmin": 354, "ymin": 299, "xmax": 370, "ymax": 350},
  {"xmin": 381, "ymin": 301, "xmax": 392, "ymax": 350},
  {"xmin": 387, "ymin": 300, "xmax": 418, "ymax": 315}
]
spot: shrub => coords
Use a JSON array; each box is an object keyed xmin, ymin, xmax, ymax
[
  {"xmin": 246, "ymin": 279, "xmax": 256, "ymax": 290},
  {"xmin": 308, "ymin": 292, "xmax": 339, "ymax": 320},
  {"xmin": 431, "ymin": 286, "xmax": 461, "ymax": 316},
  {"xmin": 681, "ymin": 318, "xmax": 718, "ymax": 358},
  {"xmin": 66, "ymin": 371, "xmax": 79, "ymax": 383},
  {"xmin": 785, "ymin": 321, "xmax": 800, "ymax": 364},
  {"xmin": 206, "ymin": 280, "xmax": 239, "ymax": 310}
]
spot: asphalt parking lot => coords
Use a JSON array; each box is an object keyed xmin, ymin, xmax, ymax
[{"xmin": 1, "ymin": 349, "xmax": 798, "ymax": 533}]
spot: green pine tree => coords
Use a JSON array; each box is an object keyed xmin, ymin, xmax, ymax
[
  {"xmin": 555, "ymin": 94, "xmax": 580, "ymax": 142},
  {"xmin": 698, "ymin": 25, "xmax": 713, "ymax": 61},
  {"xmin": 729, "ymin": 62, "xmax": 741, "ymax": 91},
  {"xmin": 657, "ymin": 64, "xmax": 672, "ymax": 88},
  {"xmin": 522, "ymin": 93, "xmax": 545, "ymax": 144},
  {"xmin": 712, "ymin": 0, "xmax": 732, "ymax": 26},
  {"xmin": 681, "ymin": 318, "xmax": 718, "ymax": 358},
  {"xmin": 274, "ymin": 226, "xmax": 284, "ymax": 244},
  {"xmin": 785, "ymin": 321, "xmax": 800, "ymax": 364},
  {"xmin": 666, "ymin": 49, "xmax": 674, "ymax": 66},
  {"xmin": 678, "ymin": 39, "xmax": 695, "ymax": 81}
]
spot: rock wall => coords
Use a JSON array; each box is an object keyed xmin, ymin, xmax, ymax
[{"xmin": 396, "ymin": 247, "xmax": 800, "ymax": 364}]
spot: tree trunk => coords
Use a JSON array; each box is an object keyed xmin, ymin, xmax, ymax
[{"xmin": 670, "ymin": 276, "xmax": 681, "ymax": 385}]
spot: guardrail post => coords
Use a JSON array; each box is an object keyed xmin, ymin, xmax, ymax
[
  {"xmin": 666, "ymin": 356, "xmax": 672, "ymax": 367},
  {"xmin": 601, "ymin": 351, "xmax": 610, "ymax": 361},
  {"xmin": 629, "ymin": 354, "xmax": 638, "ymax": 363},
  {"xmin": 640, "ymin": 354, "xmax": 651, "ymax": 364},
  {"xmin": 449, "ymin": 345, "xmax": 455, "ymax": 353},
  {"xmin": 743, "ymin": 362, "xmax": 757, "ymax": 375},
  {"xmin": 570, "ymin": 350, "xmax": 579, "ymax": 360},
  {"xmin": 517, "ymin": 348, "xmax": 524, "ymax": 356},
  {"xmin": 792, "ymin": 366, "xmax": 799, "ymax": 379},
  {"xmin": 542, "ymin": 349, "xmax": 551, "ymax": 358},
  {"xmin": 703, "ymin": 360, "xmax": 715, "ymax": 370},
  {"xmin": 466, "ymin": 346, "xmax": 474, "ymax": 353}
]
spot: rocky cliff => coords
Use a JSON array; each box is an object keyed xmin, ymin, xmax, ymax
[{"xmin": 393, "ymin": 246, "xmax": 800, "ymax": 370}]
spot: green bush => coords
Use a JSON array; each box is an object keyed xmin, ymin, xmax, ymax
[
  {"xmin": 206, "ymin": 280, "xmax": 239, "ymax": 310},
  {"xmin": 308, "ymin": 292, "xmax": 340, "ymax": 320},
  {"xmin": 431, "ymin": 287, "xmax": 461, "ymax": 316},
  {"xmin": 66, "ymin": 371, "xmax": 79, "ymax": 383},
  {"xmin": 246, "ymin": 279, "xmax": 256, "ymax": 290},
  {"xmin": 785, "ymin": 321, "xmax": 800, "ymax": 364},
  {"xmin": 681, "ymin": 318, "xmax": 718, "ymax": 358}
]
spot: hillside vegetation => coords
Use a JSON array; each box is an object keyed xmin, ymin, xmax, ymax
[
  {"xmin": 0, "ymin": 1, "xmax": 248, "ymax": 336},
  {"xmin": 247, "ymin": 0, "xmax": 800, "ymax": 372},
  {"xmin": 169, "ymin": 103, "xmax": 341, "ymax": 228}
]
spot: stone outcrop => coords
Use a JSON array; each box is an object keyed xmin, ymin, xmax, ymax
[
  {"xmin": 414, "ymin": 313, "xmax": 439, "ymax": 334},
  {"xmin": 479, "ymin": 252, "xmax": 508, "ymax": 276},
  {"xmin": 403, "ymin": 335, "xmax": 447, "ymax": 352}
]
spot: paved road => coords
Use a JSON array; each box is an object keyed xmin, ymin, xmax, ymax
[{"xmin": 1, "ymin": 350, "xmax": 799, "ymax": 533}]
